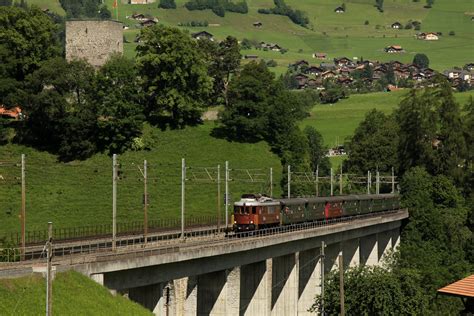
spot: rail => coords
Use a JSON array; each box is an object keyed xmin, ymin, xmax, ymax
[
  {"xmin": 4, "ymin": 215, "xmax": 218, "ymax": 245},
  {"xmin": 0, "ymin": 209, "xmax": 406, "ymax": 265}
]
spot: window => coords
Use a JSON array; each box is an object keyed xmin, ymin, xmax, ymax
[
  {"xmin": 268, "ymin": 206, "xmax": 275, "ymax": 214},
  {"xmin": 252, "ymin": 207, "xmax": 257, "ymax": 214}
]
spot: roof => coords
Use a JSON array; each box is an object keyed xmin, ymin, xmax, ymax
[{"xmin": 438, "ymin": 275, "xmax": 474, "ymax": 298}]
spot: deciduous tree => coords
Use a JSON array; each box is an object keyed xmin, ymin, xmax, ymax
[{"xmin": 136, "ymin": 25, "xmax": 212, "ymax": 128}]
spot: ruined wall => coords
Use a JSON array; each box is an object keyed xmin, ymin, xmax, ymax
[{"xmin": 65, "ymin": 20, "xmax": 123, "ymax": 68}]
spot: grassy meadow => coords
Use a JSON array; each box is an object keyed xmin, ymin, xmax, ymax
[
  {"xmin": 0, "ymin": 271, "xmax": 152, "ymax": 315},
  {"xmin": 302, "ymin": 90, "xmax": 474, "ymax": 147},
  {"xmin": 99, "ymin": 0, "xmax": 474, "ymax": 72}
]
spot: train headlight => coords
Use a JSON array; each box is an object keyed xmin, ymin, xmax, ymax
[
  {"xmin": 250, "ymin": 220, "xmax": 253, "ymax": 224},
  {"xmin": 234, "ymin": 221, "xmax": 237, "ymax": 224}
]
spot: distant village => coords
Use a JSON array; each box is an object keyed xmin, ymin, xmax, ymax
[{"xmin": 286, "ymin": 57, "xmax": 474, "ymax": 92}]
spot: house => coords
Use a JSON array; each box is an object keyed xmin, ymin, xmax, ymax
[
  {"xmin": 307, "ymin": 78, "xmax": 323, "ymax": 88},
  {"xmin": 192, "ymin": 31, "xmax": 214, "ymax": 41},
  {"xmin": 292, "ymin": 60, "xmax": 309, "ymax": 68},
  {"xmin": 334, "ymin": 6, "xmax": 345, "ymax": 13},
  {"xmin": 306, "ymin": 66, "xmax": 324, "ymax": 76},
  {"xmin": 130, "ymin": 0, "xmax": 155, "ymax": 4},
  {"xmin": 140, "ymin": 19, "xmax": 157, "ymax": 27},
  {"xmin": 464, "ymin": 63, "xmax": 474, "ymax": 71},
  {"xmin": 294, "ymin": 74, "xmax": 309, "ymax": 89},
  {"xmin": 417, "ymin": 32, "xmax": 439, "ymax": 40},
  {"xmin": 131, "ymin": 13, "xmax": 147, "ymax": 21},
  {"xmin": 394, "ymin": 68, "xmax": 410, "ymax": 79},
  {"xmin": 337, "ymin": 77, "xmax": 353, "ymax": 85},
  {"xmin": 253, "ymin": 22, "xmax": 263, "ymax": 28},
  {"xmin": 312, "ymin": 52, "xmax": 327, "ymax": 59},
  {"xmin": 390, "ymin": 60, "xmax": 404, "ymax": 69},
  {"xmin": 321, "ymin": 70, "xmax": 337, "ymax": 79},
  {"xmin": 269, "ymin": 44, "xmax": 282, "ymax": 52},
  {"xmin": 243, "ymin": 55, "xmax": 258, "ymax": 59},
  {"xmin": 334, "ymin": 57, "xmax": 352, "ymax": 67},
  {"xmin": 412, "ymin": 72, "xmax": 425, "ymax": 81},
  {"xmin": 391, "ymin": 22, "xmax": 402, "ymax": 29},
  {"xmin": 320, "ymin": 62, "xmax": 336, "ymax": 70},
  {"xmin": 385, "ymin": 45, "xmax": 404, "ymax": 53},
  {"xmin": 0, "ymin": 106, "xmax": 22, "ymax": 120},
  {"xmin": 443, "ymin": 68, "xmax": 463, "ymax": 79}
]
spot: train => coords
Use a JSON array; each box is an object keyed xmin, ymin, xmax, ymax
[{"xmin": 232, "ymin": 193, "xmax": 400, "ymax": 232}]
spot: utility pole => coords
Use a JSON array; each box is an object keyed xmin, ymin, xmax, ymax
[
  {"xmin": 391, "ymin": 167, "xmax": 395, "ymax": 193},
  {"xmin": 225, "ymin": 161, "xmax": 229, "ymax": 230},
  {"xmin": 330, "ymin": 168, "xmax": 334, "ymax": 196},
  {"xmin": 287, "ymin": 165, "xmax": 291, "ymax": 198},
  {"xmin": 143, "ymin": 160, "xmax": 148, "ymax": 246},
  {"xmin": 269, "ymin": 167, "xmax": 273, "ymax": 197},
  {"xmin": 181, "ymin": 158, "xmax": 185, "ymax": 240},
  {"xmin": 21, "ymin": 154, "xmax": 26, "ymax": 259},
  {"xmin": 217, "ymin": 164, "xmax": 221, "ymax": 232},
  {"xmin": 320, "ymin": 241, "xmax": 325, "ymax": 316},
  {"xmin": 367, "ymin": 170, "xmax": 370, "ymax": 195},
  {"xmin": 315, "ymin": 165, "xmax": 319, "ymax": 197},
  {"xmin": 339, "ymin": 254, "xmax": 345, "ymax": 316},
  {"xmin": 376, "ymin": 171, "xmax": 380, "ymax": 195},
  {"xmin": 46, "ymin": 222, "xmax": 53, "ymax": 316},
  {"xmin": 112, "ymin": 154, "xmax": 117, "ymax": 251},
  {"xmin": 339, "ymin": 164, "xmax": 343, "ymax": 195}
]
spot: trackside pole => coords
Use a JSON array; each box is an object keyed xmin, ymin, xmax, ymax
[
  {"xmin": 46, "ymin": 222, "xmax": 53, "ymax": 316},
  {"xmin": 143, "ymin": 160, "xmax": 148, "ymax": 246},
  {"xmin": 320, "ymin": 241, "xmax": 325, "ymax": 315},
  {"xmin": 217, "ymin": 164, "xmax": 221, "ymax": 232},
  {"xmin": 330, "ymin": 168, "xmax": 334, "ymax": 196},
  {"xmin": 112, "ymin": 154, "xmax": 117, "ymax": 251},
  {"xmin": 181, "ymin": 158, "xmax": 185, "ymax": 239},
  {"xmin": 270, "ymin": 167, "xmax": 273, "ymax": 197},
  {"xmin": 225, "ymin": 161, "xmax": 229, "ymax": 230},
  {"xmin": 287, "ymin": 165, "xmax": 291, "ymax": 198},
  {"xmin": 21, "ymin": 154, "xmax": 26, "ymax": 259}
]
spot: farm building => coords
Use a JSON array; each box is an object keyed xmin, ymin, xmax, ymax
[
  {"xmin": 253, "ymin": 22, "xmax": 263, "ymax": 28},
  {"xmin": 334, "ymin": 6, "xmax": 345, "ymax": 13},
  {"xmin": 385, "ymin": 45, "xmax": 404, "ymax": 53},
  {"xmin": 129, "ymin": 0, "xmax": 155, "ymax": 4},
  {"xmin": 140, "ymin": 19, "xmax": 157, "ymax": 27},
  {"xmin": 192, "ymin": 31, "xmax": 214, "ymax": 41},
  {"xmin": 391, "ymin": 22, "xmax": 402, "ymax": 29},
  {"xmin": 417, "ymin": 32, "xmax": 439, "ymax": 40},
  {"xmin": 313, "ymin": 52, "xmax": 327, "ymax": 59}
]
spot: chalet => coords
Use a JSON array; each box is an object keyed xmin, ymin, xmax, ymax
[
  {"xmin": 312, "ymin": 52, "xmax": 327, "ymax": 59},
  {"xmin": 192, "ymin": 31, "xmax": 214, "ymax": 41},
  {"xmin": 321, "ymin": 70, "xmax": 337, "ymax": 79},
  {"xmin": 385, "ymin": 45, "xmax": 404, "ymax": 53},
  {"xmin": 339, "ymin": 67, "xmax": 352, "ymax": 77},
  {"xmin": 260, "ymin": 42, "xmax": 282, "ymax": 51},
  {"xmin": 334, "ymin": 6, "xmax": 345, "ymax": 13},
  {"xmin": 294, "ymin": 74, "xmax": 309, "ymax": 89},
  {"xmin": 253, "ymin": 22, "xmax": 263, "ymax": 28},
  {"xmin": 412, "ymin": 73, "xmax": 425, "ymax": 81},
  {"xmin": 334, "ymin": 57, "xmax": 352, "ymax": 67},
  {"xmin": 417, "ymin": 32, "xmax": 439, "ymax": 40},
  {"xmin": 320, "ymin": 62, "xmax": 336, "ymax": 70},
  {"xmin": 337, "ymin": 77, "xmax": 353, "ymax": 85},
  {"xmin": 130, "ymin": 0, "xmax": 154, "ymax": 4},
  {"xmin": 407, "ymin": 63, "xmax": 420, "ymax": 72},
  {"xmin": 307, "ymin": 78, "xmax": 323, "ymax": 88},
  {"xmin": 292, "ymin": 60, "xmax": 309, "ymax": 68},
  {"xmin": 390, "ymin": 60, "xmax": 404, "ymax": 69},
  {"xmin": 464, "ymin": 63, "xmax": 474, "ymax": 71},
  {"xmin": 391, "ymin": 22, "xmax": 402, "ymax": 29},
  {"xmin": 243, "ymin": 55, "xmax": 258, "ymax": 59},
  {"xmin": 443, "ymin": 68, "xmax": 463, "ymax": 79},
  {"xmin": 140, "ymin": 19, "xmax": 157, "ymax": 27},
  {"xmin": 394, "ymin": 68, "xmax": 410, "ymax": 79},
  {"xmin": 0, "ymin": 106, "xmax": 22, "ymax": 120},
  {"xmin": 131, "ymin": 13, "xmax": 147, "ymax": 21},
  {"xmin": 306, "ymin": 66, "xmax": 324, "ymax": 76}
]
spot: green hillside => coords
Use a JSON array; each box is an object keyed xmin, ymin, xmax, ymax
[
  {"xmin": 29, "ymin": 0, "xmax": 473, "ymax": 72},
  {"xmin": 0, "ymin": 271, "xmax": 152, "ymax": 315},
  {"xmin": 108, "ymin": 0, "xmax": 472, "ymax": 73},
  {"xmin": 302, "ymin": 89, "xmax": 474, "ymax": 147},
  {"xmin": 0, "ymin": 123, "xmax": 282, "ymax": 236}
]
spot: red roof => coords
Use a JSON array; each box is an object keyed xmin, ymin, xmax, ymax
[
  {"xmin": 0, "ymin": 106, "xmax": 21, "ymax": 119},
  {"xmin": 438, "ymin": 275, "xmax": 474, "ymax": 298}
]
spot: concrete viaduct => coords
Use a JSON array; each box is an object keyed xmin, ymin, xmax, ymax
[{"xmin": 70, "ymin": 209, "xmax": 408, "ymax": 315}]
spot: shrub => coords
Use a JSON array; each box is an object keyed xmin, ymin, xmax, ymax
[
  {"xmin": 449, "ymin": 30, "xmax": 455, "ymax": 36},
  {"xmin": 364, "ymin": 20, "xmax": 369, "ymax": 25},
  {"xmin": 159, "ymin": 0, "xmax": 176, "ymax": 9},
  {"xmin": 266, "ymin": 59, "xmax": 277, "ymax": 67}
]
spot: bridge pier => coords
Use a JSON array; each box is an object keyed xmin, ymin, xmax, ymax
[
  {"xmin": 377, "ymin": 231, "xmax": 392, "ymax": 265},
  {"xmin": 360, "ymin": 234, "xmax": 378, "ymax": 266},
  {"xmin": 128, "ymin": 283, "xmax": 164, "ymax": 314},
  {"xmin": 342, "ymin": 238, "xmax": 360, "ymax": 268},
  {"xmin": 298, "ymin": 248, "xmax": 320, "ymax": 315},
  {"xmin": 271, "ymin": 253, "xmax": 298, "ymax": 315},
  {"xmin": 174, "ymin": 276, "xmax": 197, "ymax": 315},
  {"xmin": 240, "ymin": 260, "xmax": 270, "ymax": 315}
]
